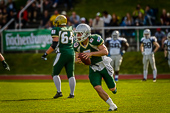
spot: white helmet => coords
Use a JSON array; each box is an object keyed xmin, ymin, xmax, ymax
[
  {"xmin": 112, "ymin": 30, "xmax": 119, "ymax": 40},
  {"xmin": 74, "ymin": 24, "xmax": 91, "ymax": 42},
  {"xmin": 167, "ymin": 32, "xmax": 170, "ymax": 41},
  {"xmin": 143, "ymin": 29, "xmax": 151, "ymax": 39}
]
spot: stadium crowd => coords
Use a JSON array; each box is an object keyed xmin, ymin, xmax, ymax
[{"xmin": 0, "ymin": 1, "xmax": 170, "ymax": 50}]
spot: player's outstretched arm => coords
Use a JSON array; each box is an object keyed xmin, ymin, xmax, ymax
[{"xmin": 41, "ymin": 37, "xmax": 58, "ymax": 60}]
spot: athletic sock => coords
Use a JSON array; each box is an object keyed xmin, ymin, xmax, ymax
[
  {"xmin": 144, "ymin": 70, "xmax": 148, "ymax": 79},
  {"xmin": 53, "ymin": 75, "xmax": 61, "ymax": 92},
  {"xmin": 68, "ymin": 77, "xmax": 76, "ymax": 95},
  {"xmin": 153, "ymin": 69, "xmax": 157, "ymax": 79},
  {"xmin": 106, "ymin": 98, "xmax": 117, "ymax": 110},
  {"xmin": 115, "ymin": 75, "xmax": 118, "ymax": 79}
]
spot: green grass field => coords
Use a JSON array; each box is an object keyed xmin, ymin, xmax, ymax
[{"xmin": 0, "ymin": 79, "xmax": 170, "ymax": 113}]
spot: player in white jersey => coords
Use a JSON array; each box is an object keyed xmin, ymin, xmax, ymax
[
  {"xmin": 164, "ymin": 32, "xmax": 170, "ymax": 68},
  {"xmin": 106, "ymin": 30, "xmax": 129, "ymax": 81},
  {"xmin": 140, "ymin": 29, "xmax": 160, "ymax": 82}
]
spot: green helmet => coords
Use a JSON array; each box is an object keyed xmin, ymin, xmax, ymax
[{"xmin": 53, "ymin": 15, "xmax": 67, "ymax": 27}]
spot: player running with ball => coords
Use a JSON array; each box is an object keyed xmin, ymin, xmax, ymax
[{"xmin": 73, "ymin": 23, "xmax": 117, "ymax": 111}]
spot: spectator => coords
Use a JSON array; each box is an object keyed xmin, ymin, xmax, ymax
[
  {"xmin": 43, "ymin": 0, "xmax": 52, "ymax": 11},
  {"xmin": 120, "ymin": 13, "xmax": 134, "ymax": 36},
  {"xmin": 160, "ymin": 8, "xmax": 167, "ymax": 25},
  {"xmin": 92, "ymin": 12, "xmax": 104, "ymax": 36},
  {"xmin": 27, "ymin": 2, "xmax": 38, "ymax": 22},
  {"xmin": 144, "ymin": 5, "xmax": 155, "ymax": 25},
  {"xmin": 6, "ymin": 0, "xmax": 17, "ymax": 14},
  {"xmin": 88, "ymin": 18, "xmax": 93, "ymax": 27},
  {"xmin": 7, "ymin": 11, "xmax": 16, "ymax": 29},
  {"xmin": 102, "ymin": 11, "xmax": 112, "ymax": 26},
  {"xmin": 51, "ymin": 0, "xmax": 59, "ymax": 8},
  {"xmin": 49, "ymin": 9, "xmax": 59, "ymax": 24},
  {"xmin": 2, "ymin": 8, "xmax": 8, "ymax": 19},
  {"xmin": 80, "ymin": 17, "xmax": 86, "ymax": 24},
  {"xmin": 109, "ymin": 13, "xmax": 119, "ymax": 26},
  {"xmin": 69, "ymin": 11, "xmax": 80, "ymax": 28},
  {"xmin": 135, "ymin": 12, "xmax": 145, "ymax": 26},
  {"xmin": 64, "ymin": 0, "xmax": 73, "ymax": 10},
  {"xmin": 40, "ymin": 10, "xmax": 50, "ymax": 28},
  {"xmin": 0, "ymin": 0, "xmax": 5, "ymax": 11},
  {"xmin": 155, "ymin": 28, "xmax": 166, "ymax": 50},
  {"xmin": 165, "ymin": 13, "xmax": 170, "ymax": 35},
  {"xmin": 132, "ymin": 4, "xmax": 144, "ymax": 20},
  {"xmin": 121, "ymin": 13, "xmax": 134, "ymax": 26},
  {"xmin": 16, "ymin": 6, "xmax": 28, "ymax": 29},
  {"xmin": 61, "ymin": 10, "xmax": 69, "ymax": 21}
]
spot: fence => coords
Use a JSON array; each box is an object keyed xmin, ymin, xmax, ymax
[{"xmin": 91, "ymin": 26, "xmax": 170, "ymax": 51}]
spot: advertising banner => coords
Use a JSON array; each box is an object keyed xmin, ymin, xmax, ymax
[{"xmin": 2, "ymin": 29, "xmax": 52, "ymax": 51}]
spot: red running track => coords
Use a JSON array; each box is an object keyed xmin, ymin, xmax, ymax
[{"xmin": 0, "ymin": 74, "xmax": 169, "ymax": 80}]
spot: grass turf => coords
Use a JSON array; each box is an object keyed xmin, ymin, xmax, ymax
[
  {"xmin": 0, "ymin": 52, "xmax": 169, "ymax": 75},
  {"xmin": 0, "ymin": 79, "xmax": 170, "ymax": 113}
]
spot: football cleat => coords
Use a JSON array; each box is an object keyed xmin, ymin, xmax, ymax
[
  {"xmin": 108, "ymin": 108, "xmax": 117, "ymax": 111},
  {"xmin": 153, "ymin": 78, "xmax": 156, "ymax": 82},
  {"xmin": 115, "ymin": 78, "xmax": 118, "ymax": 82},
  {"xmin": 67, "ymin": 94, "xmax": 74, "ymax": 98},
  {"xmin": 53, "ymin": 92, "xmax": 63, "ymax": 99},
  {"xmin": 142, "ymin": 78, "xmax": 147, "ymax": 81},
  {"xmin": 108, "ymin": 104, "xmax": 117, "ymax": 111}
]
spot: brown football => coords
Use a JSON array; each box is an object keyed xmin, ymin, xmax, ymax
[{"xmin": 78, "ymin": 53, "xmax": 91, "ymax": 65}]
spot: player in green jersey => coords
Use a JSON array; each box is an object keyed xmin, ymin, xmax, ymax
[
  {"xmin": 74, "ymin": 24, "xmax": 117, "ymax": 111},
  {"xmin": 41, "ymin": 15, "xmax": 76, "ymax": 98}
]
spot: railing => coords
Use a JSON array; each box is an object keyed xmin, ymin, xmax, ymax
[
  {"xmin": 92, "ymin": 26, "xmax": 170, "ymax": 51},
  {"xmin": 0, "ymin": 18, "xmax": 15, "ymax": 34},
  {"xmin": 0, "ymin": 18, "xmax": 15, "ymax": 53},
  {"xmin": 19, "ymin": 0, "xmax": 35, "ymax": 29}
]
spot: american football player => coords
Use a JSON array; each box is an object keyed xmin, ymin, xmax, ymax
[
  {"xmin": 106, "ymin": 30, "xmax": 129, "ymax": 82},
  {"xmin": 140, "ymin": 29, "xmax": 160, "ymax": 82},
  {"xmin": 41, "ymin": 15, "xmax": 76, "ymax": 98},
  {"xmin": 0, "ymin": 53, "xmax": 10, "ymax": 71},
  {"xmin": 164, "ymin": 32, "xmax": 170, "ymax": 68},
  {"xmin": 74, "ymin": 23, "xmax": 117, "ymax": 111}
]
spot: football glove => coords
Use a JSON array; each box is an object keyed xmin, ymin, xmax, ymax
[
  {"xmin": 41, "ymin": 53, "xmax": 48, "ymax": 60},
  {"xmin": 120, "ymin": 50, "xmax": 125, "ymax": 56},
  {"xmin": 2, "ymin": 60, "xmax": 10, "ymax": 71},
  {"xmin": 165, "ymin": 57, "xmax": 169, "ymax": 60}
]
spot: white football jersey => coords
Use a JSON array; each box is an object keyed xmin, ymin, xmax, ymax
[
  {"xmin": 140, "ymin": 36, "xmax": 157, "ymax": 55},
  {"xmin": 107, "ymin": 37, "xmax": 127, "ymax": 55},
  {"xmin": 164, "ymin": 39, "xmax": 170, "ymax": 54}
]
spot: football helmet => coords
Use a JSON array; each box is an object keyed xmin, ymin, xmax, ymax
[
  {"xmin": 74, "ymin": 24, "xmax": 91, "ymax": 42},
  {"xmin": 53, "ymin": 15, "xmax": 67, "ymax": 27},
  {"xmin": 167, "ymin": 32, "xmax": 170, "ymax": 41},
  {"xmin": 143, "ymin": 29, "xmax": 151, "ymax": 39},
  {"xmin": 112, "ymin": 30, "xmax": 119, "ymax": 40}
]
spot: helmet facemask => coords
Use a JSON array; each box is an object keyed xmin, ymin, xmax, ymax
[
  {"xmin": 112, "ymin": 31, "xmax": 119, "ymax": 40},
  {"xmin": 143, "ymin": 29, "xmax": 151, "ymax": 39},
  {"xmin": 75, "ymin": 24, "xmax": 91, "ymax": 42}
]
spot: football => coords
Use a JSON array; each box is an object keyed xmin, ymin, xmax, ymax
[{"xmin": 78, "ymin": 53, "xmax": 91, "ymax": 65}]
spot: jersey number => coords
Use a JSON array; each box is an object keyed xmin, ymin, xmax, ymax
[
  {"xmin": 143, "ymin": 42, "xmax": 151, "ymax": 48},
  {"xmin": 110, "ymin": 43, "xmax": 120, "ymax": 48},
  {"xmin": 59, "ymin": 31, "xmax": 73, "ymax": 44}
]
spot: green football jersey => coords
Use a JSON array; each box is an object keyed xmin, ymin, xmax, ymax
[
  {"xmin": 51, "ymin": 26, "xmax": 74, "ymax": 54},
  {"xmin": 73, "ymin": 34, "xmax": 104, "ymax": 64}
]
